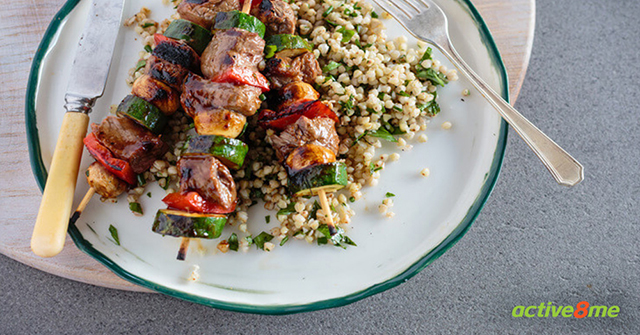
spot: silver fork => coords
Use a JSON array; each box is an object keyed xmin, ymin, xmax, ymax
[{"xmin": 371, "ymin": 0, "xmax": 584, "ymax": 186}]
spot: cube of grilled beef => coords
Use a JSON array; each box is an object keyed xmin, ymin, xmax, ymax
[
  {"xmin": 91, "ymin": 116, "xmax": 169, "ymax": 174},
  {"xmin": 144, "ymin": 55, "xmax": 190, "ymax": 90},
  {"xmin": 86, "ymin": 162, "xmax": 128, "ymax": 199},
  {"xmin": 181, "ymin": 73, "xmax": 262, "ymax": 117},
  {"xmin": 152, "ymin": 38, "xmax": 200, "ymax": 73},
  {"xmin": 269, "ymin": 116, "xmax": 340, "ymax": 162},
  {"xmin": 177, "ymin": 155, "xmax": 237, "ymax": 212},
  {"xmin": 263, "ymin": 51, "xmax": 321, "ymax": 90},
  {"xmin": 177, "ymin": 0, "xmax": 241, "ymax": 30},
  {"xmin": 201, "ymin": 28, "xmax": 265, "ymax": 79},
  {"xmin": 250, "ymin": 0, "xmax": 296, "ymax": 36}
]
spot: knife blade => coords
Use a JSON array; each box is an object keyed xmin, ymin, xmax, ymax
[
  {"xmin": 32, "ymin": 0, "xmax": 125, "ymax": 258},
  {"xmin": 66, "ymin": 0, "xmax": 125, "ymax": 107}
]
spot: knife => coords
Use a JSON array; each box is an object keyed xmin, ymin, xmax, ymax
[{"xmin": 31, "ymin": 0, "xmax": 125, "ymax": 257}]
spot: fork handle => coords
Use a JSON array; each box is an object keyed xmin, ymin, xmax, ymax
[{"xmin": 436, "ymin": 42, "xmax": 583, "ymax": 186}]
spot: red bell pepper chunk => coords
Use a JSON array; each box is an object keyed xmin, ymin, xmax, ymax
[
  {"xmin": 211, "ymin": 67, "xmax": 270, "ymax": 92},
  {"xmin": 162, "ymin": 191, "xmax": 236, "ymax": 214},
  {"xmin": 241, "ymin": 0, "xmax": 262, "ymax": 8},
  {"xmin": 258, "ymin": 100, "xmax": 339, "ymax": 131},
  {"xmin": 83, "ymin": 133, "xmax": 137, "ymax": 185},
  {"xmin": 154, "ymin": 33, "xmax": 173, "ymax": 46}
]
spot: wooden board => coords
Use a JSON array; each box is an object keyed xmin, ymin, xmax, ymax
[{"xmin": 0, "ymin": 0, "xmax": 534, "ymax": 292}]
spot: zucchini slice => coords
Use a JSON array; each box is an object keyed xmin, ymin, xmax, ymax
[
  {"xmin": 132, "ymin": 74, "xmax": 181, "ymax": 115},
  {"xmin": 265, "ymin": 34, "xmax": 312, "ymax": 58},
  {"xmin": 152, "ymin": 209, "xmax": 227, "ymax": 239},
  {"xmin": 116, "ymin": 95, "xmax": 168, "ymax": 134},
  {"xmin": 193, "ymin": 109, "xmax": 247, "ymax": 139},
  {"xmin": 163, "ymin": 19, "xmax": 213, "ymax": 55},
  {"xmin": 184, "ymin": 135, "xmax": 249, "ymax": 170},
  {"xmin": 214, "ymin": 11, "xmax": 266, "ymax": 38},
  {"xmin": 288, "ymin": 162, "xmax": 348, "ymax": 196}
]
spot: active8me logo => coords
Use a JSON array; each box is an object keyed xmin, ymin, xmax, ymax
[{"xmin": 512, "ymin": 301, "xmax": 620, "ymax": 318}]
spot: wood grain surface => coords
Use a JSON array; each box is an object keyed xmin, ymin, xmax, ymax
[{"xmin": 0, "ymin": 0, "xmax": 534, "ymax": 292}]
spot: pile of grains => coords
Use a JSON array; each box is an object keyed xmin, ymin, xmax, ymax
[{"xmin": 119, "ymin": 0, "xmax": 456, "ymax": 251}]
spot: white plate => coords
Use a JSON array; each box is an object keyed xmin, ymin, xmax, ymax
[{"xmin": 26, "ymin": 0, "xmax": 508, "ymax": 313}]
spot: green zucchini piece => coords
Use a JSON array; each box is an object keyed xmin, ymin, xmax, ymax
[
  {"xmin": 288, "ymin": 162, "xmax": 348, "ymax": 196},
  {"xmin": 183, "ymin": 135, "xmax": 249, "ymax": 170},
  {"xmin": 116, "ymin": 95, "xmax": 168, "ymax": 134},
  {"xmin": 152, "ymin": 209, "xmax": 227, "ymax": 239},
  {"xmin": 265, "ymin": 34, "xmax": 312, "ymax": 58},
  {"xmin": 163, "ymin": 19, "xmax": 213, "ymax": 54},
  {"xmin": 214, "ymin": 11, "xmax": 266, "ymax": 38}
]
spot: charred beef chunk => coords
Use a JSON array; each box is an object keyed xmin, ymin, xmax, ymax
[
  {"xmin": 91, "ymin": 116, "xmax": 169, "ymax": 174},
  {"xmin": 269, "ymin": 116, "xmax": 340, "ymax": 162},
  {"xmin": 250, "ymin": 0, "xmax": 296, "ymax": 36},
  {"xmin": 181, "ymin": 73, "xmax": 262, "ymax": 117},
  {"xmin": 263, "ymin": 51, "xmax": 321, "ymax": 90},
  {"xmin": 177, "ymin": 0, "xmax": 241, "ymax": 30},
  {"xmin": 177, "ymin": 155, "xmax": 237, "ymax": 211},
  {"xmin": 152, "ymin": 39, "xmax": 201, "ymax": 72},
  {"xmin": 144, "ymin": 55, "xmax": 190, "ymax": 90},
  {"xmin": 201, "ymin": 28, "xmax": 265, "ymax": 78},
  {"xmin": 86, "ymin": 162, "xmax": 128, "ymax": 199}
]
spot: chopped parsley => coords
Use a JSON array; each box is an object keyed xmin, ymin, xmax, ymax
[
  {"xmin": 109, "ymin": 225, "xmax": 120, "ymax": 246},
  {"xmin": 371, "ymin": 11, "xmax": 379, "ymax": 18},
  {"xmin": 280, "ymin": 236, "xmax": 289, "ymax": 246},
  {"xmin": 134, "ymin": 60, "xmax": 146, "ymax": 73},
  {"xmin": 322, "ymin": 5, "xmax": 334, "ymax": 17},
  {"xmin": 337, "ymin": 27, "xmax": 356, "ymax": 43},
  {"xmin": 144, "ymin": 45, "xmax": 153, "ymax": 53},
  {"xmin": 322, "ymin": 61, "xmax": 341, "ymax": 73},
  {"xmin": 129, "ymin": 202, "xmax": 142, "ymax": 215},
  {"xmin": 136, "ymin": 174, "xmax": 146, "ymax": 187},
  {"xmin": 276, "ymin": 202, "xmax": 297, "ymax": 216},
  {"xmin": 265, "ymin": 215, "xmax": 271, "ymax": 224},
  {"xmin": 368, "ymin": 127, "xmax": 398, "ymax": 142},
  {"xmin": 228, "ymin": 233, "xmax": 239, "ymax": 251},
  {"xmin": 309, "ymin": 201, "xmax": 321, "ymax": 220},
  {"xmin": 386, "ymin": 192, "xmax": 396, "ymax": 198},
  {"xmin": 416, "ymin": 68, "xmax": 448, "ymax": 87},
  {"xmin": 141, "ymin": 22, "xmax": 155, "ymax": 28},
  {"xmin": 253, "ymin": 232, "xmax": 274, "ymax": 250}
]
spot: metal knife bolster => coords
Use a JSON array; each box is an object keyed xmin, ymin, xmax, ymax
[{"xmin": 64, "ymin": 94, "xmax": 96, "ymax": 114}]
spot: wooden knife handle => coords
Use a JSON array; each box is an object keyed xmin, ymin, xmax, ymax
[{"xmin": 31, "ymin": 112, "xmax": 89, "ymax": 257}]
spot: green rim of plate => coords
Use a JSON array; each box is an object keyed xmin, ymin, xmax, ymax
[{"xmin": 25, "ymin": 0, "xmax": 509, "ymax": 315}]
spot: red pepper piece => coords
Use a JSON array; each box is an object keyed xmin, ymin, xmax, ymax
[
  {"xmin": 162, "ymin": 191, "xmax": 236, "ymax": 214},
  {"xmin": 83, "ymin": 133, "xmax": 137, "ymax": 185},
  {"xmin": 258, "ymin": 100, "xmax": 339, "ymax": 131},
  {"xmin": 211, "ymin": 67, "xmax": 270, "ymax": 92},
  {"xmin": 154, "ymin": 33, "xmax": 172, "ymax": 46},
  {"xmin": 240, "ymin": 0, "xmax": 262, "ymax": 8}
]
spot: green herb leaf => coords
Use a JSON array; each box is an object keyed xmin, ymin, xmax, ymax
[
  {"xmin": 368, "ymin": 127, "xmax": 398, "ymax": 142},
  {"xmin": 146, "ymin": 192, "xmax": 151, "ymax": 198},
  {"xmin": 337, "ymin": 27, "xmax": 356, "ymax": 43},
  {"xmin": 228, "ymin": 233, "xmax": 239, "ymax": 251},
  {"xmin": 371, "ymin": 11, "xmax": 379, "ymax": 18},
  {"xmin": 265, "ymin": 215, "xmax": 271, "ymax": 224},
  {"xmin": 109, "ymin": 225, "xmax": 120, "ymax": 246},
  {"xmin": 144, "ymin": 45, "xmax": 153, "ymax": 53},
  {"xmin": 129, "ymin": 202, "xmax": 143, "ymax": 215},
  {"xmin": 323, "ymin": 5, "xmax": 334, "ymax": 17},
  {"xmin": 253, "ymin": 232, "xmax": 274, "ymax": 250},
  {"xmin": 141, "ymin": 22, "xmax": 155, "ymax": 28},
  {"xmin": 293, "ymin": 230, "xmax": 305, "ymax": 237},
  {"xmin": 322, "ymin": 61, "xmax": 341, "ymax": 73},
  {"xmin": 417, "ymin": 92, "xmax": 441, "ymax": 116},
  {"xmin": 349, "ymin": 196, "xmax": 355, "ymax": 203},
  {"xmin": 398, "ymin": 91, "xmax": 411, "ymax": 97},
  {"xmin": 134, "ymin": 60, "xmax": 146, "ymax": 73},
  {"xmin": 277, "ymin": 202, "xmax": 297, "ymax": 216},
  {"xmin": 309, "ymin": 200, "xmax": 321, "ymax": 220},
  {"xmin": 325, "ymin": 19, "xmax": 339, "ymax": 27},
  {"xmin": 419, "ymin": 47, "xmax": 433, "ymax": 62},
  {"xmin": 317, "ymin": 237, "xmax": 328, "ymax": 245},
  {"xmin": 259, "ymin": 93, "xmax": 266, "ymax": 101},
  {"xmin": 342, "ymin": 235, "xmax": 357, "ymax": 246},
  {"xmin": 416, "ymin": 68, "xmax": 448, "ymax": 87},
  {"xmin": 264, "ymin": 45, "xmax": 277, "ymax": 58},
  {"xmin": 393, "ymin": 105, "xmax": 403, "ymax": 112},
  {"xmin": 386, "ymin": 192, "xmax": 395, "ymax": 198},
  {"xmin": 280, "ymin": 236, "xmax": 289, "ymax": 246},
  {"xmin": 369, "ymin": 163, "xmax": 382, "ymax": 175},
  {"xmin": 245, "ymin": 235, "xmax": 254, "ymax": 246},
  {"xmin": 136, "ymin": 174, "xmax": 146, "ymax": 187},
  {"xmin": 317, "ymin": 224, "xmax": 332, "ymax": 239}
]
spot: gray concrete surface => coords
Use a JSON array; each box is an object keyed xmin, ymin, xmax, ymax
[{"xmin": 1, "ymin": 0, "xmax": 639, "ymax": 333}]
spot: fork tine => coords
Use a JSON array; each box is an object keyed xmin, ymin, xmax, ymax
[
  {"xmin": 399, "ymin": 0, "xmax": 422, "ymax": 13},
  {"xmin": 370, "ymin": 0, "xmax": 411, "ymax": 21}
]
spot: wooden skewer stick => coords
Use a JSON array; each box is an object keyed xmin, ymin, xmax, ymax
[
  {"xmin": 317, "ymin": 189, "xmax": 338, "ymax": 235},
  {"xmin": 177, "ymin": 237, "xmax": 191, "ymax": 261},
  {"xmin": 241, "ymin": 0, "xmax": 251, "ymax": 14},
  {"xmin": 69, "ymin": 187, "xmax": 96, "ymax": 226}
]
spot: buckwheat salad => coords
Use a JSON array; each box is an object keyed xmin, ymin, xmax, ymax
[{"xmin": 113, "ymin": 0, "xmax": 457, "ymax": 253}]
